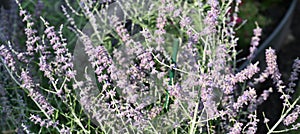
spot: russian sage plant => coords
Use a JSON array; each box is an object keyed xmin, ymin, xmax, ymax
[{"xmin": 0, "ymin": 0, "xmax": 300, "ymax": 133}]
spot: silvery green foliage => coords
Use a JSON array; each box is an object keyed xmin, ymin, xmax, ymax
[
  {"xmin": 70, "ymin": 0, "xmax": 300, "ymax": 133},
  {"xmin": 1, "ymin": 0, "xmax": 300, "ymax": 133},
  {"xmin": 72, "ymin": 0, "xmax": 236, "ymax": 133}
]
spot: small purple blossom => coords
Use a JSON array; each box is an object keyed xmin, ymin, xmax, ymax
[
  {"xmin": 156, "ymin": 15, "xmax": 166, "ymax": 29},
  {"xmin": 0, "ymin": 45, "xmax": 16, "ymax": 71},
  {"xmin": 248, "ymin": 24, "xmax": 262, "ymax": 59},
  {"xmin": 283, "ymin": 105, "xmax": 300, "ymax": 126},
  {"xmin": 203, "ymin": 0, "xmax": 220, "ymax": 34},
  {"xmin": 265, "ymin": 48, "xmax": 286, "ymax": 94},
  {"xmin": 147, "ymin": 106, "xmax": 162, "ymax": 119},
  {"xmin": 165, "ymin": 3, "xmax": 175, "ymax": 13},
  {"xmin": 155, "ymin": 36, "xmax": 165, "ymax": 45},
  {"xmin": 60, "ymin": 126, "xmax": 71, "ymax": 134},
  {"xmin": 173, "ymin": 8, "xmax": 182, "ymax": 17},
  {"xmin": 154, "ymin": 29, "xmax": 166, "ymax": 36},
  {"xmin": 233, "ymin": 88, "xmax": 257, "ymax": 111},
  {"xmin": 136, "ymin": 46, "xmax": 155, "ymax": 70},
  {"xmin": 257, "ymin": 88, "xmax": 273, "ymax": 105},
  {"xmin": 38, "ymin": 55, "xmax": 54, "ymax": 82},
  {"xmin": 229, "ymin": 122, "xmax": 243, "ymax": 134},
  {"xmin": 154, "ymin": 13, "xmax": 167, "ymax": 46},
  {"xmin": 286, "ymin": 59, "xmax": 300, "ymax": 94},
  {"xmin": 245, "ymin": 113, "xmax": 259, "ymax": 134},
  {"xmin": 167, "ymin": 83, "xmax": 181, "ymax": 98},
  {"xmin": 207, "ymin": 0, "xmax": 219, "ymax": 8},
  {"xmin": 29, "ymin": 114, "xmax": 58, "ymax": 128},
  {"xmin": 110, "ymin": 15, "xmax": 130, "ymax": 42},
  {"xmin": 180, "ymin": 16, "xmax": 191, "ymax": 28},
  {"xmin": 231, "ymin": 62, "xmax": 260, "ymax": 84},
  {"xmin": 77, "ymin": 33, "xmax": 113, "ymax": 84},
  {"xmin": 265, "ymin": 48, "xmax": 280, "ymax": 80},
  {"xmin": 41, "ymin": 19, "xmax": 76, "ymax": 81},
  {"xmin": 20, "ymin": 70, "xmax": 55, "ymax": 115},
  {"xmin": 141, "ymin": 28, "xmax": 152, "ymax": 41}
]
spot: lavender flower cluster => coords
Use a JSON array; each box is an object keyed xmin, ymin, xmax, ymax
[{"xmin": 0, "ymin": 0, "xmax": 300, "ymax": 133}]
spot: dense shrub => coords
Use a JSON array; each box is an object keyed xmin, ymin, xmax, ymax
[{"xmin": 0, "ymin": 0, "xmax": 299, "ymax": 133}]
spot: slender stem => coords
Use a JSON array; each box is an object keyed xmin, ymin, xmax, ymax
[
  {"xmin": 189, "ymin": 101, "xmax": 199, "ymax": 134},
  {"xmin": 1, "ymin": 60, "xmax": 61, "ymax": 132},
  {"xmin": 51, "ymin": 80, "xmax": 90, "ymax": 133},
  {"xmin": 267, "ymin": 95, "xmax": 300, "ymax": 134},
  {"xmin": 148, "ymin": 120, "xmax": 159, "ymax": 134},
  {"xmin": 262, "ymin": 112, "xmax": 270, "ymax": 130}
]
